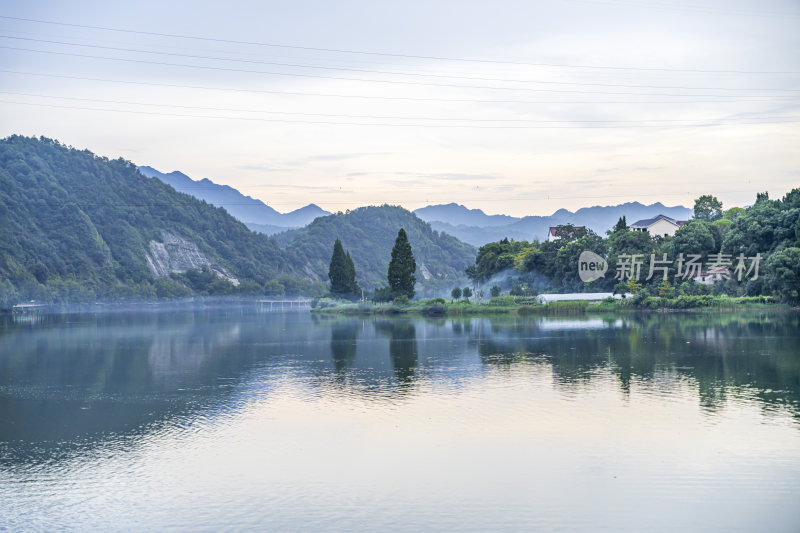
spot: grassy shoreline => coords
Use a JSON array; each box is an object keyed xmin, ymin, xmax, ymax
[{"xmin": 312, "ymin": 295, "xmax": 789, "ymax": 316}]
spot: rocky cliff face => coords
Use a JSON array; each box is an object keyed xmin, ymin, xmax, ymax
[
  {"xmin": 419, "ymin": 263, "xmax": 433, "ymax": 281},
  {"xmin": 145, "ymin": 231, "xmax": 239, "ymax": 285}
]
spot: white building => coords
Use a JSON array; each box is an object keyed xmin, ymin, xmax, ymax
[
  {"xmin": 629, "ymin": 215, "xmax": 686, "ymax": 238},
  {"xmin": 547, "ymin": 225, "xmax": 585, "ymax": 242},
  {"xmin": 693, "ymin": 267, "xmax": 731, "ymax": 285}
]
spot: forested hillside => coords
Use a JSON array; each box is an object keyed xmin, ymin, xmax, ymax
[
  {"xmin": 0, "ymin": 136, "xmax": 321, "ymax": 306},
  {"xmin": 275, "ymin": 205, "xmax": 476, "ymax": 292},
  {"xmin": 466, "ymin": 191, "xmax": 800, "ymax": 302}
]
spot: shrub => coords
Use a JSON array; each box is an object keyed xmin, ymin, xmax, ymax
[
  {"xmin": 372, "ymin": 286, "xmax": 395, "ymax": 302},
  {"xmin": 547, "ymin": 300, "xmax": 588, "ymax": 315},
  {"xmin": 393, "ymin": 295, "xmax": 410, "ymax": 305},
  {"xmin": 422, "ymin": 303, "xmax": 447, "ymax": 316},
  {"xmin": 517, "ymin": 304, "xmax": 546, "ymax": 315},
  {"xmin": 489, "ymin": 295, "xmax": 516, "ymax": 306},
  {"xmin": 311, "ymin": 297, "xmax": 338, "ymax": 309}
]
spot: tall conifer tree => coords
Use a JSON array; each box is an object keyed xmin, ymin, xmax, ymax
[
  {"xmin": 329, "ymin": 238, "xmax": 359, "ymax": 298},
  {"xmin": 388, "ymin": 228, "xmax": 416, "ymax": 299},
  {"xmin": 345, "ymin": 251, "xmax": 360, "ymax": 296}
]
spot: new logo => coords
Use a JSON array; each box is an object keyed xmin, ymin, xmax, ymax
[{"xmin": 578, "ymin": 251, "xmax": 608, "ymax": 282}]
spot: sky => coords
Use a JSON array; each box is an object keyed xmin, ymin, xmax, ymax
[{"xmin": 0, "ymin": 0, "xmax": 798, "ymax": 216}]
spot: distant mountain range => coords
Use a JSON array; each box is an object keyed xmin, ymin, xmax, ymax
[
  {"xmin": 138, "ymin": 167, "xmax": 692, "ymax": 248},
  {"xmin": 138, "ymin": 166, "xmax": 329, "ymax": 233},
  {"xmin": 413, "ymin": 202, "xmax": 693, "ymax": 246},
  {"xmin": 414, "ymin": 203, "xmax": 518, "ymax": 228}
]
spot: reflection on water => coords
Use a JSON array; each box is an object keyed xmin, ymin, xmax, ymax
[
  {"xmin": 330, "ymin": 323, "xmax": 358, "ymax": 374},
  {"xmin": 376, "ymin": 320, "xmax": 419, "ymax": 384},
  {"xmin": 1, "ymin": 308, "xmax": 799, "ymax": 531}
]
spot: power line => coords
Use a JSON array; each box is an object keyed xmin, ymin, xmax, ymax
[
  {"xmin": 3, "ymin": 99, "xmax": 798, "ymax": 128},
  {"xmin": 7, "ymin": 45, "xmax": 796, "ymax": 98},
  {"xmin": 3, "ymin": 70, "xmax": 783, "ymax": 104},
  {"xmin": 2, "ymin": 35, "xmax": 797, "ymax": 92},
  {"xmin": 4, "ymin": 91, "xmax": 796, "ymax": 124},
  {"xmin": 1, "ymin": 14, "xmax": 797, "ymax": 75},
  {"xmin": 2, "ymin": 25, "xmax": 790, "ymax": 82},
  {"xmin": 565, "ymin": 0, "xmax": 800, "ymax": 19}
]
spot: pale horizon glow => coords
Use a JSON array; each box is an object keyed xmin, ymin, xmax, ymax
[{"xmin": 0, "ymin": 0, "xmax": 798, "ymax": 216}]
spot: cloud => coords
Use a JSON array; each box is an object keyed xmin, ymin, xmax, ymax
[
  {"xmin": 384, "ymin": 179, "xmax": 431, "ymax": 187},
  {"xmin": 238, "ymin": 165, "xmax": 296, "ymax": 172},
  {"xmin": 567, "ymin": 178, "xmax": 609, "ymax": 185},
  {"xmin": 424, "ymin": 173, "xmax": 502, "ymax": 182},
  {"xmin": 281, "ymin": 152, "xmax": 392, "ymax": 167},
  {"xmin": 594, "ymin": 168, "xmax": 621, "ymax": 175}
]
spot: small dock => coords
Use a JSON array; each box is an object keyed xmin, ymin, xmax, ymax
[
  {"xmin": 12, "ymin": 302, "xmax": 47, "ymax": 313},
  {"xmin": 257, "ymin": 299, "xmax": 312, "ymax": 311}
]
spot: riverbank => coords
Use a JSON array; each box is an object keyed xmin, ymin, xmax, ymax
[
  {"xmin": 3, "ymin": 296, "xmax": 312, "ymax": 316},
  {"xmin": 311, "ymin": 295, "xmax": 788, "ymax": 316}
]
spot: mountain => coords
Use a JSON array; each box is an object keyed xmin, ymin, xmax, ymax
[
  {"xmin": 413, "ymin": 203, "xmax": 518, "ymax": 228},
  {"xmin": 138, "ymin": 166, "xmax": 329, "ymax": 233},
  {"xmin": 280, "ymin": 204, "xmax": 330, "ymax": 227},
  {"xmin": 417, "ymin": 202, "xmax": 693, "ymax": 246},
  {"xmin": 0, "ymin": 136, "xmax": 321, "ymax": 304},
  {"xmin": 274, "ymin": 205, "xmax": 476, "ymax": 292}
]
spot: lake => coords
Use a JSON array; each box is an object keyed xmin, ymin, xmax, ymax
[{"xmin": 1, "ymin": 306, "xmax": 799, "ymax": 531}]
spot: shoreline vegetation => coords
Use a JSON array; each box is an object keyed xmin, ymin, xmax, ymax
[
  {"xmin": 2, "ymin": 138, "xmax": 798, "ymax": 310},
  {"xmin": 312, "ymin": 294, "xmax": 788, "ymax": 316},
  {"xmin": 5, "ymin": 294, "xmax": 789, "ymax": 317}
]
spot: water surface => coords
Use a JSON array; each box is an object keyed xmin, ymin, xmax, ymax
[{"xmin": 1, "ymin": 307, "xmax": 799, "ymax": 531}]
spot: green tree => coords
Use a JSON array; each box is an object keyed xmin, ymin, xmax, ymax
[
  {"xmin": 0, "ymin": 279, "xmax": 20, "ymax": 310},
  {"xmin": 670, "ymin": 220, "xmax": 717, "ymax": 256},
  {"xmin": 328, "ymin": 239, "xmax": 359, "ymax": 298},
  {"xmin": 345, "ymin": 251, "xmax": 360, "ymax": 297},
  {"xmin": 468, "ymin": 237, "xmax": 530, "ymax": 282},
  {"xmin": 657, "ymin": 279, "xmax": 675, "ymax": 298},
  {"xmin": 462, "ymin": 287, "xmax": 473, "ymax": 298},
  {"xmin": 612, "ymin": 216, "xmax": 628, "ymax": 234},
  {"xmin": 387, "ymin": 228, "xmax": 416, "ymax": 299},
  {"xmin": 451, "ymin": 287, "xmax": 462, "ymax": 300},
  {"xmin": 552, "ymin": 232, "xmax": 607, "ymax": 292},
  {"xmin": 723, "ymin": 207, "xmax": 746, "ymax": 221},
  {"xmin": 613, "ymin": 281, "xmax": 628, "ymax": 296},
  {"xmin": 607, "ymin": 228, "xmax": 653, "ymax": 257},
  {"xmin": 328, "ymin": 238, "xmax": 348, "ymax": 296},
  {"xmin": 764, "ymin": 247, "xmax": 800, "ymax": 302},
  {"xmin": 626, "ymin": 276, "xmax": 642, "ymax": 295},
  {"xmin": 693, "ymin": 195, "xmax": 724, "ymax": 222},
  {"xmin": 490, "ymin": 285, "xmax": 501, "ymax": 297}
]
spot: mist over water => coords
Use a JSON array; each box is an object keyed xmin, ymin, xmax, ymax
[{"xmin": 1, "ymin": 307, "xmax": 799, "ymax": 531}]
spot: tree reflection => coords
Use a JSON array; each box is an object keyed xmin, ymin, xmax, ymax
[
  {"xmin": 472, "ymin": 313, "xmax": 800, "ymax": 418},
  {"xmin": 330, "ymin": 324, "xmax": 358, "ymax": 373},
  {"xmin": 376, "ymin": 320, "xmax": 419, "ymax": 384},
  {"xmin": 1, "ymin": 309, "xmax": 798, "ymax": 467}
]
